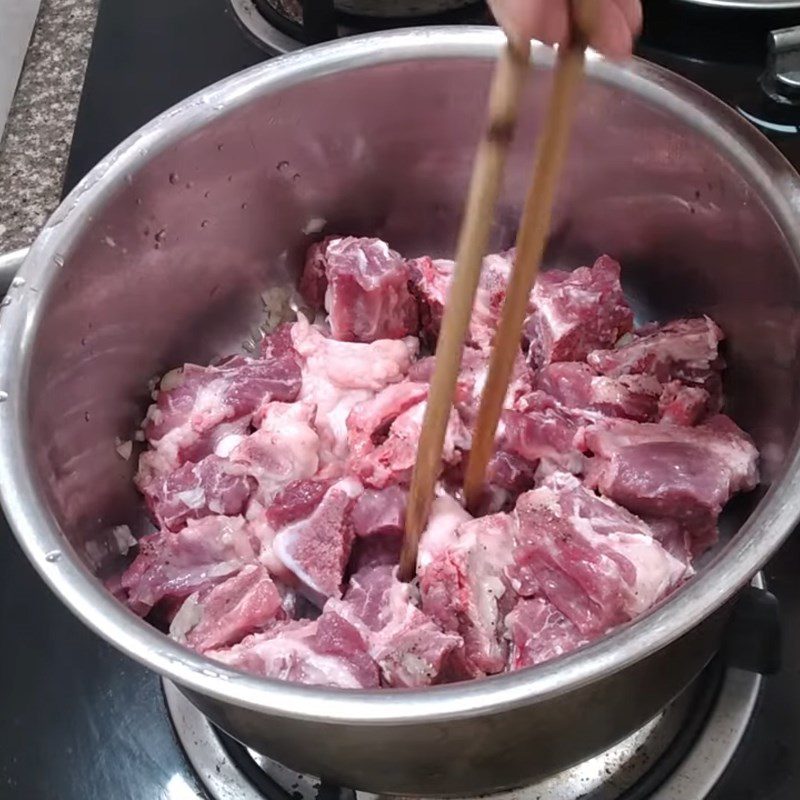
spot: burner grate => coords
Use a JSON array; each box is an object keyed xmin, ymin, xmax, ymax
[
  {"xmin": 229, "ymin": 0, "xmax": 491, "ymax": 54},
  {"xmin": 164, "ymin": 662, "xmax": 760, "ymax": 800}
]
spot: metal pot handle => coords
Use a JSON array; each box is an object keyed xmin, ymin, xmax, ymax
[
  {"xmin": 0, "ymin": 247, "xmax": 28, "ymax": 295},
  {"xmin": 763, "ymin": 26, "xmax": 800, "ymax": 105}
]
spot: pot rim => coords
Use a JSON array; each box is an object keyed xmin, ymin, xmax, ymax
[{"xmin": 1, "ymin": 27, "xmax": 799, "ymax": 725}]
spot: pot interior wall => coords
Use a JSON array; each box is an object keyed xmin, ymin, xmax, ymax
[{"xmin": 24, "ymin": 56, "xmax": 800, "ymax": 580}]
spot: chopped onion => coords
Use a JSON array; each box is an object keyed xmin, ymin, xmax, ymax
[
  {"xmin": 302, "ymin": 217, "xmax": 326, "ymax": 235},
  {"xmin": 160, "ymin": 367, "xmax": 185, "ymax": 392},
  {"xmin": 115, "ymin": 438, "xmax": 133, "ymax": 460},
  {"xmin": 111, "ymin": 524, "xmax": 137, "ymax": 556}
]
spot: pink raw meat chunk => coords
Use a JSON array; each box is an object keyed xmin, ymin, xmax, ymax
[
  {"xmin": 137, "ymin": 454, "xmax": 254, "ymax": 531},
  {"xmin": 658, "ymin": 381, "xmax": 710, "ymax": 426},
  {"xmin": 525, "ymin": 256, "xmax": 634, "ymax": 369},
  {"xmin": 347, "ymin": 382, "xmax": 469, "ymax": 488},
  {"xmin": 349, "ymin": 535, "xmax": 403, "ymax": 572},
  {"xmin": 300, "ymin": 237, "xmax": 418, "ymax": 342},
  {"xmin": 509, "ymin": 473, "xmax": 689, "ymax": 635},
  {"xmin": 420, "ymin": 513, "xmax": 516, "ymax": 677},
  {"xmin": 486, "ymin": 451, "xmax": 538, "ymax": 493},
  {"xmin": 272, "ymin": 477, "xmax": 362, "ymax": 603},
  {"xmin": 535, "ymin": 362, "xmax": 662, "ymax": 423},
  {"xmin": 208, "ymin": 611, "xmax": 379, "ymax": 688},
  {"xmin": 498, "ymin": 392, "xmax": 585, "ymax": 475},
  {"xmin": 582, "ymin": 416, "xmax": 759, "ymax": 527},
  {"xmin": 143, "ymin": 349, "xmax": 301, "ymax": 466},
  {"xmin": 408, "ymin": 255, "xmax": 454, "ymax": 346},
  {"xmin": 641, "ymin": 517, "xmax": 700, "ymax": 566},
  {"xmin": 329, "ymin": 566, "xmax": 462, "ymax": 687},
  {"xmin": 170, "ymin": 564, "xmax": 285, "ymax": 652},
  {"xmin": 230, "ymin": 401, "xmax": 320, "ymax": 504},
  {"xmin": 178, "ymin": 418, "xmax": 252, "ymax": 465},
  {"xmin": 351, "ymin": 485, "xmax": 407, "ymax": 538},
  {"xmin": 480, "ymin": 450, "xmax": 539, "ymax": 514},
  {"xmin": 409, "ymin": 250, "xmax": 517, "ymax": 348},
  {"xmin": 409, "ymin": 346, "xmax": 530, "ymax": 423},
  {"xmin": 347, "ymin": 381, "xmax": 429, "ymax": 463},
  {"xmin": 258, "ymin": 321, "xmax": 299, "ymax": 359},
  {"xmin": 469, "ymin": 249, "xmax": 517, "ymax": 348},
  {"xmin": 291, "ymin": 316, "xmax": 418, "ymax": 462},
  {"xmin": 120, "ymin": 516, "xmax": 257, "ymax": 616},
  {"xmin": 505, "ymin": 598, "xmax": 589, "ymax": 670},
  {"xmin": 443, "ymin": 449, "xmax": 538, "ymax": 516},
  {"xmin": 266, "ymin": 478, "xmax": 333, "ymax": 529},
  {"xmin": 587, "ymin": 317, "xmax": 724, "ymax": 404}
]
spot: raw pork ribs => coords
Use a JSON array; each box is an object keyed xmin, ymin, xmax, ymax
[{"xmin": 118, "ymin": 236, "xmax": 759, "ymax": 689}]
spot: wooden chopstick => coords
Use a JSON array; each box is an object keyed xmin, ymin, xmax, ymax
[
  {"xmin": 398, "ymin": 40, "xmax": 531, "ymax": 582},
  {"xmin": 463, "ymin": 32, "xmax": 591, "ymax": 510}
]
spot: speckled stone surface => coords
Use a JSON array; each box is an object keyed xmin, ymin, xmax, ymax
[{"xmin": 0, "ymin": 0, "xmax": 98, "ymax": 252}]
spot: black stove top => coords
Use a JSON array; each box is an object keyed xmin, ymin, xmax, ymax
[{"xmin": 5, "ymin": 0, "xmax": 800, "ymax": 797}]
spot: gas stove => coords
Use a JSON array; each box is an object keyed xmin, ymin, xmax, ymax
[{"xmin": 5, "ymin": 0, "xmax": 800, "ymax": 798}]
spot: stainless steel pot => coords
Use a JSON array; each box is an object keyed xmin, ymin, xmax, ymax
[
  {"xmin": 2, "ymin": 28, "xmax": 800, "ymax": 795},
  {"xmin": 675, "ymin": 1, "xmax": 800, "ymax": 8}
]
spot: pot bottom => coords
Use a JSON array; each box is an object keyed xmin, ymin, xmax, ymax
[{"xmin": 164, "ymin": 660, "xmax": 760, "ymax": 799}]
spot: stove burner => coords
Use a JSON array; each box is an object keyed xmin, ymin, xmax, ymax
[
  {"xmin": 164, "ymin": 664, "xmax": 760, "ymax": 800},
  {"xmin": 229, "ymin": 0, "xmax": 491, "ymax": 54}
]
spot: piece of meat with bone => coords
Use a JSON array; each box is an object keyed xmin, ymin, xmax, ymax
[
  {"xmin": 328, "ymin": 566, "xmax": 462, "ymax": 687},
  {"xmin": 498, "ymin": 391, "xmax": 586, "ymax": 475},
  {"xmin": 416, "ymin": 492, "xmax": 473, "ymax": 570},
  {"xmin": 347, "ymin": 485, "xmax": 407, "ymax": 571},
  {"xmin": 587, "ymin": 316, "xmax": 724, "ymax": 404},
  {"xmin": 208, "ymin": 611, "xmax": 380, "ymax": 688},
  {"xmin": 535, "ymin": 362, "xmax": 662, "ymax": 423},
  {"xmin": 409, "ymin": 346, "xmax": 530, "ymax": 423},
  {"xmin": 347, "ymin": 382, "xmax": 470, "ymax": 488},
  {"xmin": 136, "ymin": 453, "xmax": 255, "ymax": 532},
  {"xmin": 419, "ymin": 513, "xmax": 516, "ymax": 677},
  {"xmin": 346, "ymin": 381, "xmax": 429, "ymax": 464},
  {"xmin": 525, "ymin": 255, "xmax": 634, "ymax": 369},
  {"xmin": 657, "ymin": 381, "xmax": 711, "ymax": 426},
  {"xmin": 469, "ymin": 249, "xmax": 517, "ymax": 349},
  {"xmin": 407, "ymin": 255, "xmax": 453, "ymax": 347},
  {"xmin": 120, "ymin": 515, "xmax": 257, "ymax": 617},
  {"xmin": 505, "ymin": 597, "xmax": 590, "ymax": 670},
  {"xmin": 581, "ymin": 415, "xmax": 759, "ymax": 534},
  {"xmin": 351, "ymin": 484, "xmax": 407, "ymax": 539},
  {"xmin": 266, "ymin": 478, "xmax": 333, "ymax": 529},
  {"xmin": 509, "ymin": 472, "xmax": 689, "ymax": 636},
  {"xmin": 176, "ymin": 418, "xmax": 251, "ymax": 465},
  {"xmin": 143, "ymin": 345, "xmax": 301, "ymax": 468},
  {"xmin": 409, "ymin": 249, "xmax": 517, "ymax": 348},
  {"xmin": 272, "ymin": 476, "xmax": 362, "ymax": 604},
  {"xmin": 290, "ymin": 316, "xmax": 418, "ymax": 463},
  {"xmin": 248, "ymin": 478, "xmax": 339, "ymax": 585},
  {"xmin": 169, "ymin": 564, "xmax": 285, "ymax": 652},
  {"xmin": 480, "ymin": 450, "xmax": 539, "ymax": 514},
  {"xmin": 230, "ymin": 401, "xmax": 319, "ymax": 504},
  {"xmin": 300, "ymin": 237, "xmax": 419, "ymax": 342}
]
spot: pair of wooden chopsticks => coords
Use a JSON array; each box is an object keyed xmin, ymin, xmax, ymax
[{"xmin": 399, "ymin": 3, "xmax": 595, "ymax": 581}]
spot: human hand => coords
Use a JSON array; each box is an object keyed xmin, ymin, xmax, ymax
[{"xmin": 488, "ymin": 0, "xmax": 643, "ymax": 59}]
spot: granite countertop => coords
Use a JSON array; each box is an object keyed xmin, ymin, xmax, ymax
[{"xmin": 0, "ymin": 0, "xmax": 98, "ymax": 253}]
